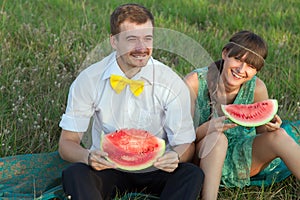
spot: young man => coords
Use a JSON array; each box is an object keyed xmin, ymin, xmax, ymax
[{"xmin": 58, "ymin": 3, "xmax": 204, "ymax": 200}]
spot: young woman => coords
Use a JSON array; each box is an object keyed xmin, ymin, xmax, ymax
[{"xmin": 185, "ymin": 30, "xmax": 300, "ymax": 200}]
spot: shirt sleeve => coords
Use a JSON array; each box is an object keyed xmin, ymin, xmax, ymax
[
  {"xmin": 59, "ymin": 71, "xmax": 96, "ymax": 132},
  {"xmin": 163, "ymin": 75, "xmax": 196, "ymax": 146}
]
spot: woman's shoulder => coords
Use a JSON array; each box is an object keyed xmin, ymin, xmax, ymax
[
  {"xmin": 185, "ymin": 67, "xmax": 208, "ymax": 86},
  {"xmin": 253, "ymin": 77, "xmax": 268, "ymax": 101},
  {"xmin": 255, "ymin": 76, "xmax": 266, "ymax": 86},
  {"xmin": 254, "ymin": 77, "xmax": 267, "ymax": 93},
  {"xmin": 193, "ymin": 67, "xmax": 208, "ymax": 77},
  {"xmin": 184, "ymin": 71, "xmax": 199, "ymax": 99}
]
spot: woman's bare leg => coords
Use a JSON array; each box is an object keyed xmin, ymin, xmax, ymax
[
  {"xmin": 251, "ymin": 128, "xmax": 300, "ymax": 178},
  {"xmin": 197, "ymin": 132, "xmax": 228, "ymax": 200}
]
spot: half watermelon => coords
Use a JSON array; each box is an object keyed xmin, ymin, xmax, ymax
[
  {"xmin": 221, "ymin": 99, "xmax": 278, "ymax": 127},
  {"xmin": 101, "ymin": 129, "xmax": 165, "ymax": 171}
]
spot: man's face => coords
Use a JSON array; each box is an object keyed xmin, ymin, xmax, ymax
[{"xmin": 111, "ymin": 20, "xmax": 153, "ymax": 73}]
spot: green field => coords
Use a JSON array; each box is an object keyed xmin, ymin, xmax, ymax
[{"xmin": 0, "ymin": 0, "xmax": 299, "ymax": 199}]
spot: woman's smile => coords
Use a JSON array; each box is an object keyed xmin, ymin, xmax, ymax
[{"xmin": 231, "ymin": 69, "xmax": 247, "ymax": 79}]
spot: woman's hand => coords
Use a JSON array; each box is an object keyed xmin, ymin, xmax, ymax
[
  {"xmin": 264, "ymin": 114, "xmax": 282, "ymax": 132},
  {"xmin": 88, "ymin": 150, "xmax": 116, "ymax": 171},
  {"xmin": 153, "ymin": 151, "xmax": 179, "ymax": 172},
  {"xmin": 208, "ymin": 116, "xmax": 237, "ymax": 133},
  {"xmin": 196, "ymin": 116, "xmax": 237, "ymax": 142}
]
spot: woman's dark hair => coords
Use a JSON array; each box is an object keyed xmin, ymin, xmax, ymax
[
  {"xmin": 222, "ymin": 30, "xmax": 268, "ymax": 71},
  {"xmin": 110, "ymin": 3, "xmax": 154, "ymax": 36}
]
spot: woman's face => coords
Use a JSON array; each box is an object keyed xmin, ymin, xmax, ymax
[{"xmin": 221, "ymin": 50, "xmax": 257, "ymax": 88}]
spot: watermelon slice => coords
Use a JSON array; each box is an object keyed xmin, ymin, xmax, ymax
[
  {"xmin": 221, "ymin": 99, "xmax": 278, "ymax": 127},
  {"xmin": 101, "ymin": 129, "xmax": 165, "ymax": 171}
]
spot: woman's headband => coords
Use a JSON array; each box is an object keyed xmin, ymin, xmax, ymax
[{"xmin": 229, "ymin": 42, "xmax": 265, "ymax": 63}]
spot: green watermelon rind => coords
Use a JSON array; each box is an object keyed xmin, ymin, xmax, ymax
[
  {"xmin": 221, "ymin": 99, "xmax": 278, "ymax": 127},
  {"xmin": 100, "ymin": 130, "xmax": 166, "ymax": 171}
]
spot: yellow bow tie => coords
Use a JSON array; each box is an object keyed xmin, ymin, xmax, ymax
[{"xmin": 110, "ymin": 74, "xmax": 144, "ymax": 96}]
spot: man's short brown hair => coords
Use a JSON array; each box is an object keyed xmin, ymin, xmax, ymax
[{"xmin": 110, "ymin": 3, "xmax": 154, "ymax": 36}]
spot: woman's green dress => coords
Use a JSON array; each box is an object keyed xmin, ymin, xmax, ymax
[{"xmin": 193, "ymin": 67, "xmax": 299, "ymax": 188}]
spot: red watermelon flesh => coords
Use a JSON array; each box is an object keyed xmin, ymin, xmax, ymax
[
  {"xmin": 101, "ymin": 129, "xmax": 165, "ymax": 171},
  {"xmin": 221, "ymin": 99, "xmax": 278, "ymax": 127}
]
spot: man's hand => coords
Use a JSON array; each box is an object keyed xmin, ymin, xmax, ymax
[
  {"xmin": 88, "ymin": 150, "xmax": 116, "ymax": 171},
  {"xmin": 153, "ymin": 150, "xmax": 179, "ymax": 172}
]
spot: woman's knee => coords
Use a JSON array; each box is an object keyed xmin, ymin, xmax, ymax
[
  {"xmin": 216, "ymin": 133, "xmax": 228, "ymax": 148},
  {"xmin": 197, "ymin": 132, "xmax": 228, "ymax": 159},
  {"xmin": 266, "ymin": 128, "xmax": 292, "ymax": 144},
  {"xmin": 206, "ymin": 132, "xmax": 228, "ymax": 152}
]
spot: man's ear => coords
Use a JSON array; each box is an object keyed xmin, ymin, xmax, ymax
[{"xmin": 110, "ymin": 34, "xmax": 117, "ymax": 49}]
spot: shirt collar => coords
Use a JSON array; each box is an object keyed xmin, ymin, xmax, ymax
[{"xmin": 102, "ymin": 52, "xmax": 154, "ymax": 84}]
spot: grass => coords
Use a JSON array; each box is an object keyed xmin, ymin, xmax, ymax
[{"xmin": 0, "ymin": 0, "xmax": 299, "ymax": 199}]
